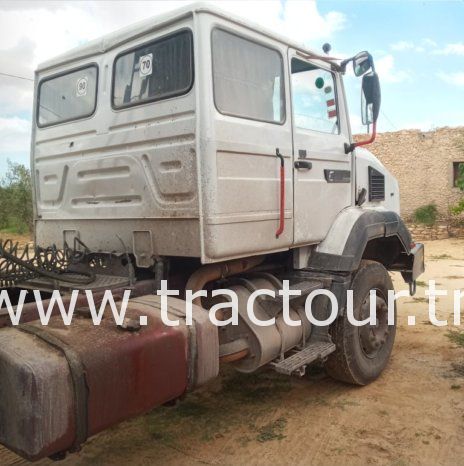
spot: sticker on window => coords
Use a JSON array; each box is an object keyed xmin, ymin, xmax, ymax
[
  {"xmin": 76, "ymin": 77, "xmax": 88, "ymax": 97},
  {"xmin": 139, "ymin": 53, "xmax": 153, "ymax": 78},
  {"xmin": 326, "ymin": 98, "xmax": 337, "ymax": 119}
]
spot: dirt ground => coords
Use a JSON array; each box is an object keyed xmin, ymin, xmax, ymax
[{"xmin": 1, "ymin": 238, "xmax": 464, "ymax": 466}]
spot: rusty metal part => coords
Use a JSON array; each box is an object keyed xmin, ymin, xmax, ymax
[
  {"xmin": 220, "ymin": 349, "xmax": 249, "ymax": 363},
  {"xmin": 131, "ymin": 296, "xmax": 219, "ymax": 388},
  {"xmin": 219, "ymin": 338, "xmax": 250, "ymax": 363},
  {"xmin": 186, "ymin": 256, "xmax": 265, "ymax": 306}
]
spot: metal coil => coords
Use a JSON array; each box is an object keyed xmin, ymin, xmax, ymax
[{"xmin": 0, "ymin": 238, "xmax": 95, "ymax": 288}]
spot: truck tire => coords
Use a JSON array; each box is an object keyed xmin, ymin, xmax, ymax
[{"xmin": 325, "ymin": 260, "xmax": 396, "ymax": 385}]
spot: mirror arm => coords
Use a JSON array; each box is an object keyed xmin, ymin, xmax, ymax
[
  {"xmin": 345, "ymin": 121, "xmax": 377, "ymax": 154},
  {"xmin": 340, "ymin": 58, "xmax": 350, "ymax": 73}
]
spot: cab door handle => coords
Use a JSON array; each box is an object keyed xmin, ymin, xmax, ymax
[{"xmin": 294, "ymin": 160, "xmax": 312, "ymax": 170}]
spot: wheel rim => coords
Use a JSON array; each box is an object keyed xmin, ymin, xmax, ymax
[{"xmin": 358, "ymin": 289, "xmax": 390, "ymax": 359}]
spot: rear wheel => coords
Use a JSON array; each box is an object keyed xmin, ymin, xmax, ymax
[{"xmin": 325, "ymin": 260, "xmax": 396, "ymax": 385}]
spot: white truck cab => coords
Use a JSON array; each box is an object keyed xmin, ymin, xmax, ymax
[{"xmin": 32, "ymin": 3, "xmax": 405, "ymax": 267}]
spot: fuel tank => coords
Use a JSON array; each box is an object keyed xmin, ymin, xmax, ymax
[{"xmin": 0, "ymin": 295, "xmax": 218, "ymax": 461}]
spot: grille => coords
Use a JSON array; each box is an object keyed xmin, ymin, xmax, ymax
[{"xmin": 368, "ymin": 166, "xmax": 385, "ymax": 201}]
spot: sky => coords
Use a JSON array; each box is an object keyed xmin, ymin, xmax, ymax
[{"xmin": 0, "ymin": 0, "xmax": 463, "ymax": 172}]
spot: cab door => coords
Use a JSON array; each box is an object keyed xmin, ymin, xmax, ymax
[{"xmin": 289, "ymin": 50, "xmax": 353, "ymax": 245}]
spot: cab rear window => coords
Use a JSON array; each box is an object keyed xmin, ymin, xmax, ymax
[
  {"xmin": 37, "ymin": 65, "xmax": 98, "ymax": 127},
  {"xmin": 112, "ymin": 29, "xmax": 193, "ymax": 109}
]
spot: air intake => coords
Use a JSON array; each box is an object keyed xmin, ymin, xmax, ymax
[{"xmin": 368, "ymin": 166, "xmax": 385, "ymax": 201}]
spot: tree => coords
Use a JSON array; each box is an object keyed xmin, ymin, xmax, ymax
[
  {"xmin": 0, "ymin": 185, "xmax": 9, "ymax": 230},
  {"xmin": 0, "ymin": 160, "xmax": 33, "ymax": 233},
  {"xmin": 451, "ymin": 134, "xmax": 464, "ymax": 216},
  {"xmin": 452, "ymin": 162, "xmax": 464, "ymax": 215}
]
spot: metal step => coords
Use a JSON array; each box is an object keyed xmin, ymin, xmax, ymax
[{"xmin": 272, "ymin": 341, "xmax": 336, "ymax": 376}]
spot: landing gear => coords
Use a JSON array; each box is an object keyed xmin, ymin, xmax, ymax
[{"xmin": 325, "ymin": 260, "xmax": 396, "ymax": 385}]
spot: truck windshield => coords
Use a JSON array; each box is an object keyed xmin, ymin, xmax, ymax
[
  {"xmin": 37, "ymin": 65, "xmax": 98, "ymax": 127},
  {"xmin": 113, "ymin": 30, "xmax": 193, "ymax": 108}
]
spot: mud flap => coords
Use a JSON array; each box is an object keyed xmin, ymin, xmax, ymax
[{"xmin": 401, "ymin": 242, "xmax": 425, "ymax": 289}]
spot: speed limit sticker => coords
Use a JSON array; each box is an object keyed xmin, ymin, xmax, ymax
[
  {"xmin": 76, "ymin": 77, "xmax": 88, "ymax": 97},
  {"xmin": 139, "ymin": 53, "xmax": 153, "ymax": 77}
]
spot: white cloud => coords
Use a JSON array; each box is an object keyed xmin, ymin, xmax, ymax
[
  {"xmin": 391, "ymin": 39, "xmax": 464, "ymax": 57},
  {"xmin": 0, "ymin": 78, "xmax": 33, "ymax": 115},
  {"xmin": 0, "ymin": 6, "xmax": 97, "ymax": 67},
  {"xmin": 422, "ymin": 38, "xmax": 437, "ymax": 48},
  {"xmin": 437, "ymin": 71, "xmax": 464, "ymax": 87},
  {"xmin": 390, "ymin": 38, "xmax": 442, "ymax": 53},
  {"xmin": 0, "ymin": 116, "xmax": 31, "ymax": 154},
  {"xmin": 0, "ymin": 39, "xmax": 35, "ymax": 114},
  {"xmin": 376, "ymin": 54, "xmax": 411, "ymax": 84},
  {"xmin": 391, "ymin": 41, "xmax": 417, "ymax": 51},
  {"xmin": 391, "ymin": 41, "xmax": 411, "ymax": 51},
  {"xmin": 433, "ymin": 43, "xmax": 464, "ymax": 56},
  {"xmin": 278, "ymin": 2, "xmax": 346, "ymax": 44}
]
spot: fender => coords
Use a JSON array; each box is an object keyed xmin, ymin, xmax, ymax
[{"xmin": 308, "ymin": 207, "xmax": 413, "ymax": 273}]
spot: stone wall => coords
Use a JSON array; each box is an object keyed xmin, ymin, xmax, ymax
[
  {"xmin": 365, "ymin": 126, "xmax": 464, "ymax": 220},
  {"xmin": 406, "ymin": 223, "xmax": 464, "ymax": 241}
]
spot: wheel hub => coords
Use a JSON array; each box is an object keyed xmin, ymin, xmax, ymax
[{"xmin": 358, "ymin": 293, "xmax": 389, "ymax": 358}]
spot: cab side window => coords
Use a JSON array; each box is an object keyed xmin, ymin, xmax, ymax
[
  {"xmin": 291, "ymin": 58, "xmax": 339, "ymax": 134},
  {"xmin": 212, "ymin": 29, "xmax": 285, "ymax": 124}
]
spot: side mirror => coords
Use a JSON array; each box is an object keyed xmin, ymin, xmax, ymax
[
  {"xmin": 353, "ymin": 51, "xmax": 373, "ymax": 77},
  {"xmin": 345, "ymin": 71, "xmax": 381, "ymax": 154},
  {"xmin": 361, "ymin": 71, "xmax": 381, "ymax": 124}
]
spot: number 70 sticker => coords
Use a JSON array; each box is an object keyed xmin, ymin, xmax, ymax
[{"xmin": 139, "ymin": 53, "xmax": 153, "ymax": 77}]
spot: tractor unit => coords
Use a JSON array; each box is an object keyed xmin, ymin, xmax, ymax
[{"xmin": 0, "ymin": 4, "xmax": 424, "ymax": 461}]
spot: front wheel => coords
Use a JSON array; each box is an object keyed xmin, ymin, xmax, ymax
[{"xmin": 325, "ymin": 260, "xmax": 396, "ymax": 385}]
